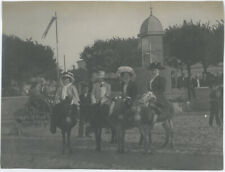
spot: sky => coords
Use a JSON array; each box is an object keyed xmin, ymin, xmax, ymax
[{"xmin": 2, "ymin": 1, "xmax": 224, "ymax": 69}]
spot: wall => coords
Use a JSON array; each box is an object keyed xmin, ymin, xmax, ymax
[{"xmin": 1, "ymin": 96, "xmax": 29, "ymax": 133}]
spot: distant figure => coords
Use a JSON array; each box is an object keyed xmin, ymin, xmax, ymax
[
  {"xmin": 171, "ymin": 71, "xmax": 177, "ymax": 88},
  {"xmin": 21, "ymin": 83, "xmax": 31, "ymax": 96},
  {"xmin": 190, "ymin": 76, "xmax": 197, "ymax": 99},
  {"xmin": 195, "ymin": 75, "xmax": 201, "ymax": 88},
  {"xmin": 79, "ymin": 83, "xmax": 92, "ymax": 137},
  {"xmin": 177, "ymin": 73, "xmax": 187, "ymax": 89},
  {"xmin": 209, "ymin": 84, "xmax": 221, "ymax": 127}
]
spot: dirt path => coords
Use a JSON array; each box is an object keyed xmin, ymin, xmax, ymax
[
  {"xmin": 1, "ymin": 113, "xmax": 223, "ymax": 169},
  {"xmin": 1, "ymin": 134, "xmax": 223, "ymax": 170}
]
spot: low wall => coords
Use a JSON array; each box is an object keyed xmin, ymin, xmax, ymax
[
  {"xmin": 2, "ymin": 96, "xmax": 29, "ymax": 121},
  {"xmin": 2, "ymin": 96, "xmax": 29, "ymax": 134}
]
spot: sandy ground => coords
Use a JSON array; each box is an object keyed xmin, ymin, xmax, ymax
[{"xmin": 1, "ymin": 112, "xmax": 223, "ymax": 170}]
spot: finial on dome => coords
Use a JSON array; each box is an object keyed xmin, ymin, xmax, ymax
[{"xmin": 150, "ymin": 5, "xmax": 153, "ymax": 16}]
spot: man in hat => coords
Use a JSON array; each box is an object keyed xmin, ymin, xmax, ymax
[
  {"xmin": 91, "ymin": 70, "xmax": 111, "ymax": 115},
  {"xmin": 50, "ymin": 71, "xmax": 80, "ymax": 133},
  {"xmin": 209, "ymin": 83, "xmax": 222, "ymax": 127},
  {"xmin": 91, "ymin": 70, "xmax": 111, "ymax": 123}
]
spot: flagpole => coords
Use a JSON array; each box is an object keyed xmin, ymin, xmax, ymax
[
  {"xmin": 55, "ymin": 12, "xmax": 60, "ymax": 81},
  {"xmin": 64, "ymin": 55, "xmax": 66, "ymax": 71}
]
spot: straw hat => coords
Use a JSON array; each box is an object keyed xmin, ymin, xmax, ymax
[
  {"xmin": 116, "ymin": 66, "xmax": 136, "ymax": 78},
  {"xmin": 62, "ymin": 71, "xmax": 74, "ymax": 82}
]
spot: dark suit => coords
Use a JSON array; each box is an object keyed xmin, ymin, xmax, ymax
[
  {"xmin": 149, "ymin": 76, "xmax": 166, "ymax": 96},
  {"xmin": 209, "ymin": 88, "xmax": 221, "ymax": 126},
  {"xmin": 148, "ymin": 75, "xmax": 173, "ymax": 117},
  {"xmin": 79, "ymin": 93, "xmax": 91, "ymax": 137},
  {"xmin": 121, "ymin": 81, "xmax": 138, "ymax": 100}
]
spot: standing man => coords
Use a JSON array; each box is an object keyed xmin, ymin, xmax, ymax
[
  {"xmin": 190, "ymin": 76, "xmax": 198, "ymax": 99},
  {"xmin": 209, "ymin": 83, "xmax": 221, "ymax": 127},
  {"xmin": 79, "ymin": 83, "xmax": 92, "ymax": 137}
]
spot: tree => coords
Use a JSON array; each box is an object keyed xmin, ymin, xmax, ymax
[
  {"xmin": 196, "ymin": 21, "xmax": 223, "ymax": 74},
  {"xmin": 212, "ymin": 20, "xmax": 224, "ymax": 64},
  {"xmin": 164, "ymin": 21, "xmax": 203, "ymax": 100},
  {"xmin": 80, "ymin": 37, "xmax": 141, "ymax": 74},
  {"xmin": 2, "ymin": 34, "xmax": 57, "ymax": 89},
  {"xmin": 164, "ymin": 20, "xmax": 224, "ymax": 99}
]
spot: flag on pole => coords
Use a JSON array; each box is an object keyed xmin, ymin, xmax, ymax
[{"xmin": 42, "ymin": 16, "xmax": 56, "ymax": 39}]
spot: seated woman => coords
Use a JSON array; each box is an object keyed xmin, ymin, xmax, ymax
[
  {"xmin": 147, "ymin": 62, "xmax": 173, "ymax": 126},
  {"xmin": 109, "ymin": 66, "xmax": 137, "ymax": 117},
  {"xmin": 50, "ymin": 71, "xmax": 80, "ymax": 134}
]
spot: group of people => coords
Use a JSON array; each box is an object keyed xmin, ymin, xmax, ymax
[
  {"xmin": 50, "ymin": 62, "xmax": 170, "ymax": 136},
  {"xmin": 171, "ymin": 71, "xmax": 223, "ymax": 89},
  {"xmin": 171, "ymin": 71, "xmax": 223, "ymax": 100}
]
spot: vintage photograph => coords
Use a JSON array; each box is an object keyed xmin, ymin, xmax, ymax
[{"xmin": 1, "ymin": 1, "xmax": 224, "ymax": 170}]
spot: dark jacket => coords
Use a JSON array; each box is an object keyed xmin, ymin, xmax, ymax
[
  {"xmin": 80, "ymin": 93, "xmax": 91, "ymax": 106},
  {"xmin": 148, "ymin": 75, "xmax": 173, "ymax": 117},
  {"xmin": 79, "ymin": 93, "xmax": 92, "ymax": 121},
  {"xmin": 121, "ymin": 81, "xmax": 138, "ymax": 100},
  {"xmin": 148, "ymin": 76, "xmax": 166, "ymax": 96}
]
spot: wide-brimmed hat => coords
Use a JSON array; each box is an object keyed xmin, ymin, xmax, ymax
[
  {"xmin": 62, "ymin": 71, "xmax": 74, "ymax": 82},
  {"xmin": 148, "ymin": 62, "xmax": 165, "ymax": 70},
  {"xmin": 97, "ymin": 70, "xmax": 106, "ymax": 79},
  {"xmin": 116, "ymin": 66, "xmax": 136, "ymax": 78}
]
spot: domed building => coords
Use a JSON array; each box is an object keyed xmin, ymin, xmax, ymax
[
  {"xmin": 135, "ymin": 8, "xmax": 172, "ymax": 97},
  {"xmin": 139, "ymin": 12, "xmax": 164, "ymax": 36},
  {"xmin": 138, "ymin": 9, "xmax": 164, "ymax": 66}
]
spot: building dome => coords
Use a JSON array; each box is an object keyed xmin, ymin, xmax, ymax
[{"xmin": 138, "ymin": 14, "xmax": 164, "ymax": 37}]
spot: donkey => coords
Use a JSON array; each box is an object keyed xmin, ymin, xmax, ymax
[
  {"xmin": 88, "ymin": 102, "xmax": 116, "ymax": 151},
  {"xmin": 50, "ymin": 97, "xmax": 78, "ymax": 154},
  {"xmin": 114, "ymin": 92, "xmax": 174, "ymax": 154}
]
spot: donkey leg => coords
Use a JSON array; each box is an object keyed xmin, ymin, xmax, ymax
[
  {"xmin": 139, "ymin": 126, "xmax": 148, "ymax": 153},
  {"xmin": 161, "ymin": 122, "xmax": 169, "ymax": 148},
  {"xmin": 61, "ymin": 130, "xmax": 66, "ymax": 154},
  {"xmin": 94, "ymin": 129, "xmax": 99, "ymax": 151},
  {"xmin": 111, "ymin": 128, "xmax": 117, "ymax": 144},
  {"xmin": 98, "ymin": 128, "xmax": 102, "ymax": 151},
  {"xmin": 139, "ymin": 134, "xmax": 144, "ymax": 146},
  {"xmin": 148, "ymin": 128, "xmax": 153, "ymax": 153},
  {"xmin": 144, "ymin": 127, "xmax": 150, "ymax": 153},
  {"xmin": 116, "ymin": 125, "xmax": 122, "ymax": 153},
  {"xmin": 168, "ymin": 120, "xmax": 174, "ymax": 149},
  {"xmin": 67, "ymin": 129, "xmax": 72, "ymax": 153},
  {"xmin": 121, "ymin": 128, "xmax": 125, "ymax": 153},
  {"xmin": 95, "ymin": 128, "xmax": 101, "ymax": 151}
]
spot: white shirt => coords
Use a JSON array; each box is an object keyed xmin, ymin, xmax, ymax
[
  {"xmin": 123, "ymin": 83, "xmax": 128, "ymax": 96},
  {"xmin": 61, "ymin": 83, "xmax": 72, "ymax": 100},
  {"xmin": 149, "ymin": 75, "xmax": 158, "ymax": 90}
]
